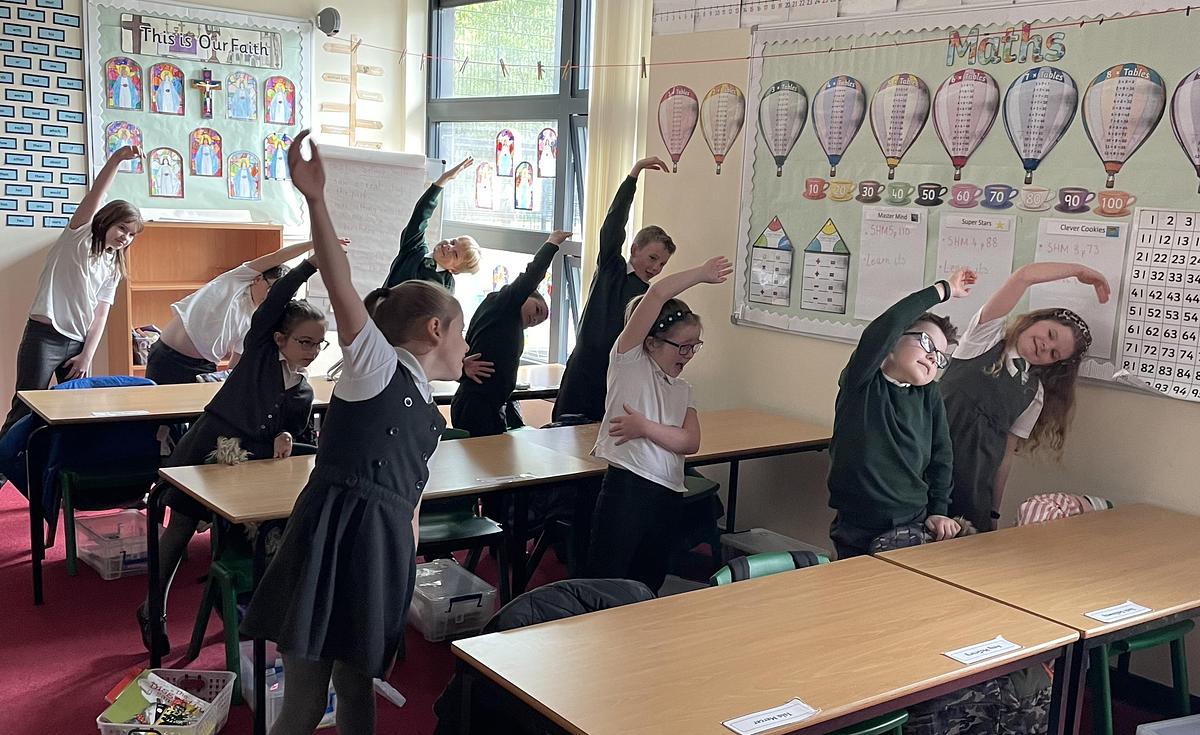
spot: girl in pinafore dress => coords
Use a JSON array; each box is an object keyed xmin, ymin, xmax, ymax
[
  {"xmin": 940, "ymin": 262, "xmax": 1110, "ymax": 531},
  {"xmin": 241, "ymin": 131, "xmax": 469, "ymax": 735}
]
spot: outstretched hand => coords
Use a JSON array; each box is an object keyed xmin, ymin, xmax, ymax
[
  {"xmin": 946, "ymin": 267, "xmax": 977, "ymax": 299},
  {"xmin": 288, "ymin": 130, "xmax": 326, "ymax": 200},
  {"xmin": 462, "ymin": 353, "xmax": 495, "ymax": 384},
  {"xmin": 437, "ymin": 156, "xmax": 475, "ymax": 186},
  {"xmin": 700, "ymin": 256, "xmax": 734, "ymax": 284},
  {"xmin": 547, "ymin": 230, "xmax": 572, "ymax": 246},
  {"xmin": 110, "ymin": 145, "xmax": 142, "ymax": 163},
  {"xmin": 1075, "ymin": 266, "xmax": 1111, "ymax": 304},
  {"xmin": 629, "ymin": 156, "xmax": 669, "ymax": 178}
]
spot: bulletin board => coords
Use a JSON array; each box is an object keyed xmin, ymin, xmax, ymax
[
  {"xmin": 730, "ymin": 0, "xmax": 1200, "ymax": 399},
  {"xmin": 83, "ymin": 0, "xmax": 311, "ymax": 226}
]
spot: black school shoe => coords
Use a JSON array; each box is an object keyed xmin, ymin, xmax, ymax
[{"xmin": 136, "ymin": 605, "xmax": 170, "ymax": 658}]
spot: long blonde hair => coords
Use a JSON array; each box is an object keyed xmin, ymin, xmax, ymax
[{"xmin": 988, "ymin": 308, "xmax": 1091, "ymax": 458}]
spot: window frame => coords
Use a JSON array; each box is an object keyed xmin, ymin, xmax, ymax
[{"xmin": 427, "ymin": 0, "xmax": 590, "ymax": 364}]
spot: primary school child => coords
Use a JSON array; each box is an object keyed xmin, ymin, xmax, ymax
[
  {"xmin": 553, "ymin": 157, "xmax": 676, "ymax": 422},
  {"xmin": 137, "ymin": 251, "xmax": 329, "ymax": 654},
  {"xmin": 586, "ymin": 255, "xmax": 733, "ymax": 592},
  {"xmin": 241, "ymin": 131, "xmax": 469, "ymax": 735},
  {"xmin": 382, "ymin": 156, "xmax": 481, "ymax": 291},
  {"xmin": 145, "ymin": 240, "xmax": 318, "ymax": 385},
  {"xmin": 1, "ymin": 145, "xmax": 143, "ymax": 438},
  {"xmin": 941, "ymin": 263, "xmax": 1109, "ymax": 530},
  {"xmin": 827, "ymin": 268, "xmax": 974, "ymax": 559},
  {"xmin": 451, "ymin": 230, "xmax": 570, "ymax": 436}
]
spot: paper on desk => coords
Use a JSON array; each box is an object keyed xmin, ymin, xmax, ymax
[
  {"xmin": 1085, "ymin": 600, "xmax": 1152, "ymax": 624},
  {"xmin": 723, "ymin": 698, "xmax": 819, "ymax": 734},
  {"xmin": 92, "ymin": 410, "xmax": 151, "ymax": 417},
  {"xmin": 943, "ymin": 635, "xmax": 1022, "ymax": 665},
  {"xmin": 474, "ymin": 473, "xmax": 536, "ymax": 484}
]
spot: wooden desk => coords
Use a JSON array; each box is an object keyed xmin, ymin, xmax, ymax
[
  {"xmin": 453, "ymin": 556, "xmax": 1079, "ymax": 735},
  {"xmin": 879, "ymin": 504, "xmax": 1200, "ymax": 733},
  {"xmin": 516, "ymin": 408, "xmax": 833, "ymax": 533}
]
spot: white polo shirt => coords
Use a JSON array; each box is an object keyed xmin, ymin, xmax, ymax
[
  {"xmin": 171, "ymin": 263, "xmax": 259, "ymax": 363},
  {"xmin": 29, "ymin": 223, "xmax": 120, "ymax": 342},
  {"xmin": 592, "ymin": 343, "xmax": 694, "ymax": 493}
]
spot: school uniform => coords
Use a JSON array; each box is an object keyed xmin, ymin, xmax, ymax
[
  {"xmin": 451, "ymin": 240, "xmax": 559, "ymax": 436},
  {"xmin": 553, "ymin": 177, "xmax": 648, "ymax": 422},
  {"xmin": 940, "ymin": 310, "xmax": 1043, "ymax": 531},
  {"xmin": 587, "ymin": 342, "xmax": 693, "ymax": 592},
  {"xmin": 146, "ymin": 263, "xmax": 260, "ymax": 385},
  {"xmin": 160, "ymin": 262, "xmax": 318, "ymax": 520},
  {"xmin": 382, "ymin": 183, "xmax": 454, "ymax": 292},
  {"xmin": 2, "ymin": 223, "xmax": 120, "ymax": 437},
  {"xmin": 241, "ymin": 320, "xmax": 445, "ymax": 678},
  {"xmin": 827, "ymin": 285, "xmax": 954, "ymax": 559}
]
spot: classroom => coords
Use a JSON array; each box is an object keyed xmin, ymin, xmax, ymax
[{"xmin": 3, "ymin": 0, "xmax": 1200, "ymax": 733}]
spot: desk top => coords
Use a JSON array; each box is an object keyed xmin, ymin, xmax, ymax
[
  {"xmin": 452, "ymin": 556, "xmax": 1077, "ymax": 735},
  {"xmin": 157, "ymin": 432, "xmax": 599, "ymax": 524},
  {"xmin": 880, "ymin": 504, "xmax": 1200, "ymax": 638},
  {"xmin": 515, "ymin": 408, "xmax": 831, "ymax": 463}
]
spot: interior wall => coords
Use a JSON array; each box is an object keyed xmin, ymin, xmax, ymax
[{"xmin": 643, "ymin": 25, "xmax": 1200, "ymax": 693}]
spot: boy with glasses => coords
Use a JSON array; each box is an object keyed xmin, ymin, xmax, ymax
[{"xmin": 826, "ymin": 268, "xmax": 975, "ymax": 559}]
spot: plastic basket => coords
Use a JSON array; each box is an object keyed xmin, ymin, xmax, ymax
[
  {"xmin": 97, "ymin": 669, "xmax": 236, "ymax": 735},
  {"xmin": 77, "ymin": 509, "xmax": 149, "ymax": 580}
]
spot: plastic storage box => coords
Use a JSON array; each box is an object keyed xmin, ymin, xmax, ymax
[
  {"xmin": 409, "ymin": 559, "xmax": 497, "ymax": 642},
  {"xmin": 720, "ymin": 527, "xmax": 830, "ymax": 563},
  {"xmin": 97, "ymin": 668, "xmax": 236, "ymax": 735},
  {"xmin": 77, "ymin": 509, "xmax": 150, "ymax": 580},
  {"xmin": 239, "ymin": 640, "xmax": 336, "ymax": 730},
  {"xmin": 1136, "ymin": 714, "xmax": 1200, "ymax": 735}
]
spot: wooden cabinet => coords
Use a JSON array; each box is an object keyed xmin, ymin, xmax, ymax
[{"xmin": 106, "ymin": 221, "xmax": 283, "ymax": 376}]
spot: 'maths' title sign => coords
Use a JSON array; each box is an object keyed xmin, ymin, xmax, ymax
[{"xmin": 946, "ymin": 24, "xmax": 1066, "ymax": 67}]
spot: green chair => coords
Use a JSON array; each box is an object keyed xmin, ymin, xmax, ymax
[
  {"xmin": 185, "ymin": 545, "xmax": 253, "ymax": 704},
  {"xmin": 1089, "ymin": 619, "xmax": 1194, "ymax": 735},
  {"xmin": 709, "ymin": 551, "xmax": 907, "ymax": 735},
  {"xmin": 61, "ymin": 467, "xmax": 160, "ymax": 576}
]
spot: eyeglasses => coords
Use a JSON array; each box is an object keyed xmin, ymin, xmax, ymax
[
  {"xmin": 291, "ymin": 337, "xmax": 329, "ymax": 352},
  {"xmin": 659, "ymin": 338, "xmax": 704, "ymax": 356},
  {"xmin": 902, "ymin": 331, "xmax": 949, "ymax": 369}
]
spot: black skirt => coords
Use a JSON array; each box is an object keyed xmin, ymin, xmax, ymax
[{"xmin": 145, "ymin": 341, "xmax": 217, "ymax": 386}]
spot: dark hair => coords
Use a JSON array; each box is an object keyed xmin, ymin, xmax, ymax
[
  {"xmin": 262, "ymin": 263, "xmax": 291, "ymax": 283},
  {"xmin": 274, "ymin": 299, "xmax": 326, "ymax": 336},
  {"xmin": 90, "ymin": 200, "xmax": 144, "ymax": 277},
  {"xmin": 527, "ymin": 291, "xmax": 548, "ymax": 306},
  {"xmin": 624, "ymin": 295, "xmax": 701, "ymax": 339},
  {"xmin": 365, "ymin": 280, "xmax": 461, "ymax": 346},
  {"xmin": 910, "ymin": 312, "xmax": 959, "ymax": 346},
  {"xmin": 632, "ymin": 225, "xmax": 676, "ymax": 255}
]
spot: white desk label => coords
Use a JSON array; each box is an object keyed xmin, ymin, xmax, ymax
[
  {"xmin": 91, "ymin": 410, "xmax": 150, "ymax": 417},
  {"xmin": 943, "ymin": 635, "xmax": 1022, "ymax": 665},
  {"xmin": 473, "ymin": 473, "xmax": 535, "ymax": 484},
  {"xmin": 1085, "ymin": 601, "xmax": 1152, "ymax": 623},
  {"xmin": 723, "ymin": 698, "xmax": 819, "ymax": 734}
]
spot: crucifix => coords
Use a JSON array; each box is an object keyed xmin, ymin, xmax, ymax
[
  {"xmin": 191, "ymin": 68, "xmax": 222, "ymax": 119},
  {"xmin": 118, "ymin": 14, "xmax": 145, "ymax": 54}
]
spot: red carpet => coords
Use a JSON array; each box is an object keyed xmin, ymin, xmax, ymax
[{"xmin": 0, "ymin": 484, "xmax": 566, "ymax": 733}]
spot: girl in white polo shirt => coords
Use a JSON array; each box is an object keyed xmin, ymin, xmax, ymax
[
  {"xmin": 1, "ymin": 145, "xmax": 143, "ymax": 438},
  {"xmin": 587, "ymin": 254, "xmax": 732, "ymax": 591}
]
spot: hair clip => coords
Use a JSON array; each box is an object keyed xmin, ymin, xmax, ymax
[
  {"xmin": 1053, "ymin": 308, "xmax": 1092, "ymax": 350},
  {"xmin": 656, "ymin": 309, "xmax": 691, "ymax": 332}
]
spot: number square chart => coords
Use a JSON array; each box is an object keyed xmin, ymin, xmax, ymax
[{"xmin": 1121, "ymin": 208, "xmax": 1200, "ymax": 400}]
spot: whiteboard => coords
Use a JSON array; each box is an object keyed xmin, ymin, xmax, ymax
[{"xmin": 307, "ymin": 145, "xmax": 445, "ymax": 302}]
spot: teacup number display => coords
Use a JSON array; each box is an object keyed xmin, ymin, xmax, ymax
[
  {"xmin": 830, "ymin": 179, "xmax": 855, "ymax": 202},
  {"xmin": 858, "ymin": 180, "xmax": 884, "ymax": 203},
  {"xmin": 982, "ymin": 183, "xmax": 1018, "ymax": 209},
  {"xmin": 1018, "ymin": 185, "xmax": 1055, "ymax": 212},
  {"xmin": 887, "ymin": 181, "xmax": 915, "ymax": 205},
  {"xmin": 1095, "ymin": 190, "xmax": 1137, "ymax": 218},
  {"xmin": 1056, "ymin": 187, "xmax": 1096, "ymax": 214},
  {"xmin": 950, "ymin": 183, "xmax": 982, "ymax": 209},
  {"xmin": 805, "ymin": 177, "xmax": 830, "ymax": 200},
  {"xmin": 916, "ymin": 182, "xmax": 948, "ymax": 206}
]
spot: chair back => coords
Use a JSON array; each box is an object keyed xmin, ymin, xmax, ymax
[{"xmin": 709, "ymin": 550, "xmax": 828, "ymax": 586}]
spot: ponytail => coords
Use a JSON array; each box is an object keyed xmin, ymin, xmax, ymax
[
  {"xmin": 364, "ymin": 281, "xmax": 461, "ymax": 346},
  {"xmin": 364, "ymin": 287, "xmax": 391, "ymax": 318}
]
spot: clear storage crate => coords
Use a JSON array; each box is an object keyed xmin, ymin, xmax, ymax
[
  {"xmin": 1136, "ymin": 714, "xmax": 1200, "ymax": 735},
  {"xmin": 77, "ymin": 509, "xmax": 149, "ymax": 580},
  {"xmin": 409, "ymin": 558, "xmax": 497, "ymax": 642},
  {"xmin": 239, "ymin": 640, "xmax": 336, "ymax": 730}
]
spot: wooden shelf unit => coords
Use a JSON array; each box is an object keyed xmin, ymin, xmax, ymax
[{"xmin": 106, "ymin": 221, "xmax": 283, "ymax": 377}]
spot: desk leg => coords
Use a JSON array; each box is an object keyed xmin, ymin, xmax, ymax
[
  {"xmin": 1047, "ymin": 642, "xmax": 1082, "ymax": 735},
  {"xmin": 26, "ymin": 425, "xmax": 49, "ymax": 605},
  {"xmin": 508, "ymin": 490, "xmax": 530, "ymax": 596},
  {"xmin": 458, "ymin": 659, "xmax": 474, "ymax": 735},
  {"xmin": 724, "ymin": 459, "xmax": 740, "ymax": 535},
  {"xmin": 252, "ymin": 522, "xmax": 274, "ymax": 735},
  {"xmin": 147, "ymin": 481, "xmax": 167, "ymax": 668}
]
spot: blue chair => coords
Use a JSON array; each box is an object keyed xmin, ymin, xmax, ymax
[{"xmin": 0, "ymin": 376, "xmax": 162, "ymax": 575}]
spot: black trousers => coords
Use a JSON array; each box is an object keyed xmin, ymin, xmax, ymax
[
  {"xmin": 144, "ymin": 340, "xmax": 217, "ymax": 386},
  {"xmin": 829, "ymin": 507, "xmax": 926, "ymax": 560},
  {"xmin": 586, "ymin": 465, "xmax": 682, "ymax": 593},
  {"xmin": 1, "ymin": 319, "xmax": 83, "ymax": 438}
]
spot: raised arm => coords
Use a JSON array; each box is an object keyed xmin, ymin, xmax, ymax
[
  {"xmin": 979, "ymin": 262, "xmax": 1110, "ymax": 323},
  {"xmin": 246, "ymin": 240, "xmax": 316, "ymax": 273},
  {"xmin": 596, "ymin": 157, "xmax": 668, "ymax": 270},
  {"xmin": 495, "ymin": 231, "xmax": 569, "ymax": 311},
  {"xmin": 243, "ymin": 256, "xmax": 317, "ymax": 349},
  {"xmin": 616, "ymin": 256, "xmax": 733, "ymax": 355},
  {"xmin": 70, "ymin": 146, "xmax": 141, "ymax": 229},
  {"xmin": 290, "ymin": 131, "xmax": 370, "ymax": 344},
  {"xmin": 385, "ymin": 157, "xmax": 474, "ymax": 287}
]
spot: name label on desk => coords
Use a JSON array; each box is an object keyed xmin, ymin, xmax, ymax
[
  {"xmin": 474, "ymin": 473, "xmax": 535, "ymax": 484},
  {"xmin": 1085, "ymin": 600, "xmax": 1152, "ymax": 624},
  {"xmin": 943, "ymin": 635, "xmax": 1022, "ymax": 665},
  {"xmin": 723, "ymin": 698, "xmax": 819, "ymax": 735},
  {"xmin": 90, "ymin": 410, "xmax": 150, "ymax": 417}
]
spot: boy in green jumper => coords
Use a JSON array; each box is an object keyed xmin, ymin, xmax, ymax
[{"xmin": 827, "ymin": 267, "xmax": 975, "ymax": 559}]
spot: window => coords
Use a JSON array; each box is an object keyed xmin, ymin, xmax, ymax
[{"xmin": 429, "ymin": 0, "xmax": 590, "ymax": 365}]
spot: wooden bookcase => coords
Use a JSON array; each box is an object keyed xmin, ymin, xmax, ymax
[{"xmin": 105, "ymin": 221, "xmax": 283, "ymax": 377}]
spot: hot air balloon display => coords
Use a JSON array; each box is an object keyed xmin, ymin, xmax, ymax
[
  {"xmin": 701, "ymin": 83, "xmax": 746, "ymax": 174},
  {"xmin": 813, "ymin": 75, "xmax": 866, "ymax": 177},
  {"xmin": 658, "ymin": 85, "xmax": 699, "ymax": 173},
  {"xmin": 933, "ymin": 69, "xmax": 1000, "ymax": 181},
  {"xmin": 869, "ymin": 73, "xmax": 931, "ymax": 180},
  {"xmin": 1003, "ymin": 66, "xmax": 1078, "ymax": 184},
  {"xmin": 758, "ymin": 80, "xmax": 808, "ymax": 177},
  {"xmin": 1083, "ymin": 63, "xmax": 1166, "ymax": 189},
  {"xmin": 1171, "ymin": 67, "xmax": 1200, "ymax": 193}
]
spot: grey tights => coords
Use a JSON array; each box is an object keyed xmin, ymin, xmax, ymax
[{"xmin": 269, "ymin": 654, "xmax": 376, "ymax": 735}]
